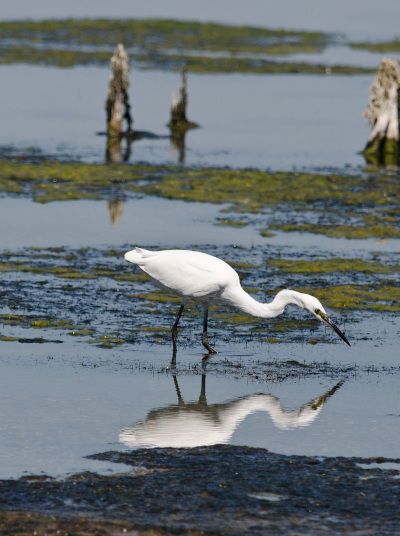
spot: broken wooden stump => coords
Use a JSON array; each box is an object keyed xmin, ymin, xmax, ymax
[
  {"xmin": 168, "ymin": 66, "xmax": 198, "ymax": 131},
  {"xmin": 363, "ymin": 58, "xmax": 400, "ymax": 163},
  {"xmin": 105, "ymin": 43, "xmax": 133, "ymax": 136},
  {"xmin": 168, "ymin": 66, "xmax": 198, "ymax": 163},
  {"xmin": 105, "ymin": 44, "xmax": 133, "ymax": 162}
]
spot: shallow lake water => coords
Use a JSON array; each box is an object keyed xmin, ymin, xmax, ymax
[
  {"xmin": 0, "ymin": 337, "xmax": 399, "ymax": 479},
  {"xmin": 2, "ymin": 196, "xmax": 400, "ymax": 253},
  {"xmin": 1, "ymin": 182, "xmax": 399, "ymax": 478},
  {"xmin": 0, "ymin": 65, "xmax": 372, "ymax": 170},
  {"xmin": 3, "ymin": 0, "xmax": 400, "ymax": 40},
  {"xmin": 0, "ymin": 9, "xmax": 400, "ymax": 481}
]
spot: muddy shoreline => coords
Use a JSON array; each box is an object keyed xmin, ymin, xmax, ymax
[{"xmin": 1, "ymin": 445, "xmax": 400, "ymax": 535}]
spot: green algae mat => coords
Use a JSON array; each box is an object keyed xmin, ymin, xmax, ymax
[
  {"xmin": 0, "ymin": 19, "xmax": 374, "ymax": 74},
  {"xmin": 0, "ymin": 19, "xmax": 326, "ymax": 54},
  {"xmin": 1, "ymin": 158, "xmax": 399, "ymax": 240},
  {"xmin": 1, "ymin": 158, "xmax": 399, "ymax": 349},
  {"xmin": 351, "ymin": 40, "xmax": 400, "ymax": 53}
]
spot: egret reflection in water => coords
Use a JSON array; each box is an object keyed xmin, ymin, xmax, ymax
[{"xmin": 119, "ymin": 368, "xmax": 344, "ymax": 448}]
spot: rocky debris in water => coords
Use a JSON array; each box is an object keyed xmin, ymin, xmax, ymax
[{"xmin": 1, "ymin": 445, "xmax": 400, "ymax": 535}]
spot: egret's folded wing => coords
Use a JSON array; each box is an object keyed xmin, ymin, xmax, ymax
[{"xmin": 137, "ymin": 250, "xmax": 238, "ymax": 299}]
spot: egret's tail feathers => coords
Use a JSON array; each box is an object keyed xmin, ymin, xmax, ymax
[
  {"xmin": 124, "ymin": 246, "xmax": 155, "ymax": 265},
  {"xmin": 135, "ymin": 247, "xmax": 154, "ymax": 257}
]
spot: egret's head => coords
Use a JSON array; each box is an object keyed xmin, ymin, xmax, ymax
[
  {"xmin": 302, "ymin": 294, "xmax": 350, "ymax": 346},
  {"xmin": 301, "ymin": 294, "xmax": 327, "ymax": 317}
]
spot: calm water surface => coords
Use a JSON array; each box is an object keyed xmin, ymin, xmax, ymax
[
  {"xmin": 0, "ymin": 65, "xmax": 371, "ymax": 170},
  {"xmin": 0, "ymin": 339, "xmax": 399, "ymax": 479},
  {"xmin": 2, "ymin": 197, "xmax": 400, "ymax": 253},
  {"xmin": 2, "ymin": 0, "xmax": 400, "ymax": 40},
  {"xmin": 1, "ymin": 5, "xmax": 399, "ymax": 477}
]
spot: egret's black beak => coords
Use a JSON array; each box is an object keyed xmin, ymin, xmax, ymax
[{"xmin": 316, "ymin": 310, "xmax": 351, "ymax": 346}]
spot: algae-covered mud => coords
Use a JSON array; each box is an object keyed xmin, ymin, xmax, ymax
[
  {"xmin": 1, "ymin": 157, "xmax": 400, "ymax": 240},
  {"xmin": 0, "ymin": 18, "xmax": 377, "ymax": 74},
  {"xmin": 0, "ymin": 19, "xmax": 327, "ymax": 55},
  {"xmin": 0, "ymin": 157, "xmax": 164, "ymax": 202},
  {"xmin": 0, "ymin": 45, "xmax": 374, "ymax": 75},
  {"xmin": 0, "ymin": 244, "xmax": 399, "ymax": 350},
  {"xmin": 351, "ymin": 40, "xmax": 400, "ymax": 53},
  {"xmin": 0, "ymin": 512, "xmax": 136, "ymax": 536}
]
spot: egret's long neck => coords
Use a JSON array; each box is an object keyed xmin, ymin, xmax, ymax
[{"xmin": 220, "ymin": 287, "xmax": 306, "ymax": 319}]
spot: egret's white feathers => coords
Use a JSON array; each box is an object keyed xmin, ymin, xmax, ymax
[
  {"xmin": 124, "ymin": 247, "xmax": 323, "ymax": 314},
  {"xmin": 124, "ymin": 247, "xmax": 350, "ymax": 348},
  {"xmin": 125, "ymin": 247, "xmax": 239, "ymax": 301}
]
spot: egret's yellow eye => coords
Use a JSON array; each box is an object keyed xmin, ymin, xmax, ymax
[{"xmin": 315, "ymin": 308, "xmax": 327, "ymax": 320}]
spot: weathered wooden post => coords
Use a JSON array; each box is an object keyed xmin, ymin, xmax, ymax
[
  {"xmin": 105, "ymin": 44, "xmax": 133, "ymax": 162},
  {"xmin": 168, "ymin": 66, "xmax": 198, "ymax": 163},
  {"xmin": 168, "ymin": 66, "xmax": 198, "ymax": 130},
  {"xmin": 363, "ymin": 58, "xmax": 400, "ymax": 163}
]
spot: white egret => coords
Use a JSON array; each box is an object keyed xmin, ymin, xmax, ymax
[{"xmin": 124, "ymin": 247, "xmax": 350, "ymax": 355}]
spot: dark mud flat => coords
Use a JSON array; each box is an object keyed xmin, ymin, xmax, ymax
[{"xmin": 1, "ymin": 445, "xmax": 400, "ymax": 535}]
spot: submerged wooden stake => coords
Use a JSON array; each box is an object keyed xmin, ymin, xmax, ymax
[
  {"xmin": 168, "ymin": 66, "xmax": 198, "ymax": 130},
  {"xmin": 105, "ymin": 44, "xmax": 133, "ymax": 139},
  {"xmin": 364, "ymin": 58, "xmax": 400, "ymax": 157}
]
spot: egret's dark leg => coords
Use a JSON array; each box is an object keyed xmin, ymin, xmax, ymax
[
  {"xmin": 202, "ymin": 307, "xmax": 217, "ymax": 354},
  {"xmin": 171, "ymin": 304, "xmax": 185, "ymax": 365}
]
